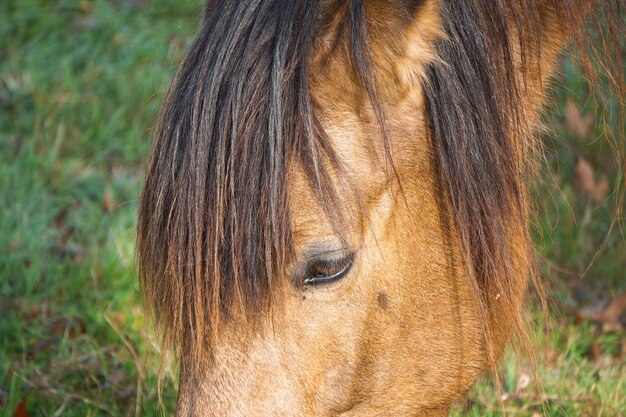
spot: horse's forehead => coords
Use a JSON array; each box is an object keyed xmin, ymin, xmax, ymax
[
  {"xmin": 289, "ymin": 0, "xmax": 444, "ymax": 244},
  {"xmin": 289, "ymin": 101, "xmax": 429, "ymax": 254},
  {"xmin": 289, "ymin": 110, "xmax": 385, "ymax": 244}
]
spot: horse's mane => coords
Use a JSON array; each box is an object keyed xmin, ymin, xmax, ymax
[{"xmin": 137, "ymin": 0, "xmax": 623, "ymax": 365}]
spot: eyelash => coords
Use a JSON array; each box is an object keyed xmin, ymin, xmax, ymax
[{"xmin": 303, "ymin": 254, "xmax": 354, "ymax": 287}]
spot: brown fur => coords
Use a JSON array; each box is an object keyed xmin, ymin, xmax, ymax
[{"xmin": 138, "ymin": 0, "xmax": 623, "ymax": 415}]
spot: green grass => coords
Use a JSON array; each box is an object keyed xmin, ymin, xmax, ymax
[
  {"xmin": 1, "ymin": 1, "xmax": 623, "ymax": 416},
  {"xmin": 451, "ymin": 314, "xmax": 625, "ymax": 417},
  {"xmin": 0, "ymin": 1, "xmax": 195, "ymax": 415}
]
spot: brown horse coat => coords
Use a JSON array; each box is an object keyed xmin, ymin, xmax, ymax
[{"xmin": 138, "ymin": 1, "xmax": 623, "ymax": 415}]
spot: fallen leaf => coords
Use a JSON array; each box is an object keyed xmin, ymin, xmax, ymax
[
  {"xmin": 564, "ymin": 99, "xmax": 594, "ymax": 139},
  {"xmin": 13, "ymin": 397, "xmax": 29, "ymax": 417},
  {"xmin": 589, "ymin": 343, "xmax": 602, "ymax": 361},
  {"xmin": 574, "ymin": 157, "xmax": 596, "ymax": 196},
  {"xmin": 574, "ymin": 157, "xmax": 610, "ymax": 204},
  {"xmin": 52, "ymin": 208, "xmax": 68, "ymax": 232},
  {"xmin": 592, "ymin": 174, "xmax": 609, "ymax": 203},
  {"xmin": 580, "ymin": 292, "xmax": 626, "ymax": 333},
  {"xmin": 103, "ymin": 186, "xmax": 115, "ymax": 213}
]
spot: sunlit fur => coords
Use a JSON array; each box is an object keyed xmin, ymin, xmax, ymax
[{"xmin": 137, "ymin": 0, "xmax": 623, "ymax": 415}]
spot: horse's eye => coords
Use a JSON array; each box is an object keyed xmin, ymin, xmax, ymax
[{"xmin": 303, "ymin": 254, "xmax": 353, "ymax": 287}]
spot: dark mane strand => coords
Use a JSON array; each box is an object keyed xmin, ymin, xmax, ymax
[
  {"xmin": 424, "ymin": 0, "xmax": 623, "ymax": 362},
  {"xmin": 139, "ymin": 0, "xmax": 359, "ymax": 365}
]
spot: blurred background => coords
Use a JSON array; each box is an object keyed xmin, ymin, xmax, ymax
[{"xmin": 0, "ymin": 1, "xmax": 623, "ymax": 416}]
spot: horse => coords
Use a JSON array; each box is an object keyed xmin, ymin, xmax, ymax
[{"xmin": 137, "ymin": 1, "xmax": 623, "ymax": 415}]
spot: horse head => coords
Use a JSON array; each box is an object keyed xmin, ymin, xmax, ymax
[{"xmin": 138, "ymin": 1, "xmax": 622, "ymax": 415}]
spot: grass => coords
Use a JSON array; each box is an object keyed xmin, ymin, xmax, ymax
[{"xmin": 0, "ymin": 1, "xmax": 623, "ymax": 416}]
